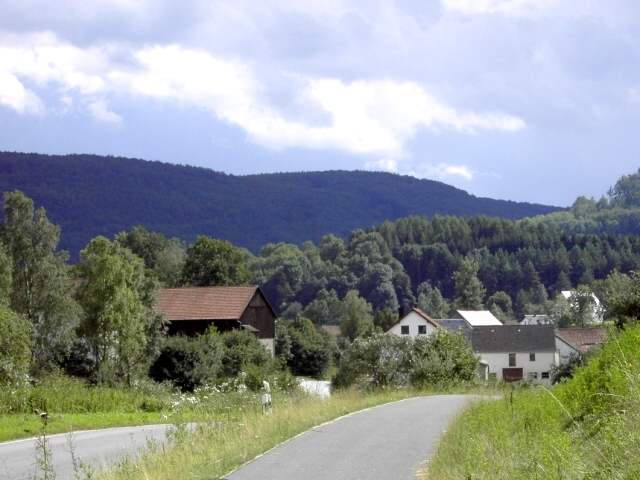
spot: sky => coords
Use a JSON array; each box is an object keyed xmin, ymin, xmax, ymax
[{"xmin": 0, "ymin": 0, "xmax": 639, "ymax": 206}]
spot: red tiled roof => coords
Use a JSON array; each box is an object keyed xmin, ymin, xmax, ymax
[
  {"xmin": 556, "ymin": 327, "xmax": 607, "ymax": 353},
  {"xmin": 155, "ymin": 286, "xmax": 258, "ymax": 321}
]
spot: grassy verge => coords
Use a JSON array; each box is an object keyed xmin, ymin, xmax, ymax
[
  {"xmin": 97, "ymin": 389, "xmax": 414, "ymax": 480},
  {"xmin": 421, "ymin": 325, "xmax": 640, "ymax": 480},
  {"xmin": 0, "ymin": 375, "xmax": 174, "ymax": 442}
]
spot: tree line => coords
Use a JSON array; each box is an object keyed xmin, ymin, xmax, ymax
[{"xmin": 3, "ymin": 169, "xmax": 640, "ymax": 387}]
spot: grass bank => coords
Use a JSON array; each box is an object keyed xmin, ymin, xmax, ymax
[
  {"xmin": 422, "ymin": 325, "xmax": 640, "ymax": 480},
  {"xmin": 0, "ymin": 375, "xmax": 174, "ymax": 442}
]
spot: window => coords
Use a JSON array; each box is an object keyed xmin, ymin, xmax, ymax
[
  {"xmin": 508, "ymin": 353, "xmax": 516, "ymax": 367},
  {"xmin": 528, "ymin": 372, "xmax": 538, "ymax": 380},
  {"xmin": 529, "ymin": 353, "xmax": 536, "ymax": 362},
  {"xmin": 541, "ymin": 372, "xmax": 550, "ymax": 379},
  {"xmin": 401, "ymin": 325, "xmax": 410, "ymax": 335},
  {"xmin": 418, "ymin": 325, "xmax": 427, "ymax": 335}
]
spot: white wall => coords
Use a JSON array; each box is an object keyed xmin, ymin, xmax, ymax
[
  {"xmin": 478, "ymin": 351, "xmax": 558, "ymax": 385},
  {"xmin": 556, "ymin": 337, "xmax": 579, "ymax": 365},
  {"xmin": 387, "ymin": 311, "xmax": 438, "ymax": 339}
]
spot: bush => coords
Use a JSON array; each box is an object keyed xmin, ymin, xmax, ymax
[
  {"xmin": 410, "ymin": 330, "xmax": 478, "ymax": 387},
  {"xmin": 286, "ymin": 317, "xmax": 334, "ymax": 378},
  {"xmin": 334, "ymin": 330, "xmax": 478, "ymax": 390},
  {"xmin": 333, "ymin": 333, "xmax": 413, "ymax": 389},
  {"xmin": 61, "ymin": 338, "xmax": 96, "ymax": 379},
  {"xmin": 220, "ymin": 329, "xmax": 270, "ymax": 378},
  {"xmin": 149, "ymin": 329, "xmax": 223, "ymax": 391},
  {"xmin": 0, "ymin": 306, "xmax": 31, "ymax": 385}
]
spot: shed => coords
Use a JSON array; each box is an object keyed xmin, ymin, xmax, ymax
[{"xmin": 155, "ymin": 285, "xmax": 276, "ymax": 354}]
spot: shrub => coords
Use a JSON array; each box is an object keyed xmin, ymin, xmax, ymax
[
  {"xmin": 333, "ymin": 333, "xmax": 413, "ymax": 389},
  {"xmin": 0, "ymin": 306, "xmax": 31, "ymax": 385},
  {"xmin": 220, "ymin": 329, "xmax": 270, "ymax": 378},
  {"xmin": 286, "ymin": 317, "xmax": 334, "ymax": 378},
  {"xmin": 149, "ymin": 329, "xmax": 223, "ymax": 391},
  {"xmin": 410, "ymin": 330, "xmax": 478, "ymax": 387},
  {"xmin": 334, "ymin": 330, "xmax": 478, "ymax": 389}
]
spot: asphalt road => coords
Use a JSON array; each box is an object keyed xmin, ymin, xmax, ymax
[
  {"xmin": 226, "ymin": 395, "xmax": 473, "ymax": 480},
  {"xmin": 0, "ymin": 424, "xmax": 171, "ymax": 480}
]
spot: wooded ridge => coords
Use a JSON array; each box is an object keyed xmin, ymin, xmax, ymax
[{"xmin": 0, "ymin": 151, "xmax": 559, "ymax": 257}]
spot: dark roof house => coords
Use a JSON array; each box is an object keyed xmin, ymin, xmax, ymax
[
  {"xmin": 472, "ymin": 325, "xmax": 556, "ymax": 353},
  {"xmin": 155, "ymin": 286, "xmax": 276, "ymax": 343},
  {"xmin": 555, "ymin": 327, "xmax": 607, "ymax": 354},
  {"xmin": 437, "ymin": 319, "xmax": 472, "ymax": 338}
]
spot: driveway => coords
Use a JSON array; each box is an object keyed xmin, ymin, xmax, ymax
[
  {"xmin": 0, "ymin": 424, "xmax": 171, "ymax": 480},
  {"xmin": 226, "ymin": 395, "xmax": 474, "ymax": 480}
]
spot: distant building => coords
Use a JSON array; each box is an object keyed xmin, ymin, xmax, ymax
[
  {"xmin": 555, "ymin": 327, "xmax": 607, "ymax": 364},
  {"xmin": 155, "ymin": 285, "xmax": 276, "ymax": 355},
  {"xmin": 521, "ymin": 314, "xmax": 553, "ymax": 326},
  {"xmin": 387, "ymin": 308, "xmax": 440, "ymax": 339},
  {"xmin": 437, "ymin": 318, "xmax": 472, "ymax": 338},
  {"xmin": 457, "ymin": 310, "xmax": 502, "ymax": 327},
  {"xmin": 471, "ymin": 325, "xmax": 558, "ymax": 384}
]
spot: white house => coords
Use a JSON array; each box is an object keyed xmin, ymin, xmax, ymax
[
  {"xmin": 555, "ymin": 333, "xmax": 579, "ymax": 365},
  {"xmin": 560, "ymin": 291, "xmax": 604, "ymax": 324},
  {"xmin": 457, "ymin": 310, "xmax": 502, "ymax": 327},
  {"xmin": 387, "ymin": 308, "xmax": 440, "ymax": 339},
  {"xmin": 471, "ymin": 325, "xmax": 559, "ymax": 384}
]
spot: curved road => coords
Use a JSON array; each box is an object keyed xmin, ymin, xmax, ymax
[
  {"xmin": 226, "ymin": 395, "xmax": 473, "ymax": 480},
  {"xmin": 0, "ymin": 395, "xmax": 474, "ymax": 480}
]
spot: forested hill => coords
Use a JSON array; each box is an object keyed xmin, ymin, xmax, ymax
[{"xmin": 0, "ymin": 151, "xmax": 558, "ymax": 256}]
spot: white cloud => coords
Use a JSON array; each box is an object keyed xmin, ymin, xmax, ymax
[
  {"xmin": 366, "ymin": 157, "xmax": 399, "ymax": 172},
  {"xmin": 0, "ymin": 33, "xmax": 525, "ymax": 171},
  {"xmin": 115, "ymin": 48, "xmax": 524, "ymax": 158},
  {"xmin": 87, "ymin": 99, "xmax": 122, "ymax": 124},
  {"xmin": 0, "ymin": 72, "xmax": 43, "ymax": 114},
  {"xmin": 410, "ymin": 163, "xmax": 474, "ymax": 181},
  {"xmin": 442, "ymin": 0, "xmax": 558, "ymax": 17}
]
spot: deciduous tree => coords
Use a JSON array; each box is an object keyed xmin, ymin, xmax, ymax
[
  {"xmin": 453, "ymin": 258, "xmax": 485, "ymax": 310},
  {"xmin": 1, "ymin": 191, "xmax": 80, "ymax": 373},
  {"xmin": 77, "ymin": 236, "xmax": 159, "ymax": 384},
  {"xmin": 181, "ymin": 236, "xmax": 250, "ymax": 287}
]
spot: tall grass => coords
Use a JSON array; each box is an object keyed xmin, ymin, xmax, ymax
[
  {"xmin": 0, "ymin": 375, "xmax": 172, "ymax": 415},
  {"xmin": 422, "ymin": 325, "xmax": 640, "ymax": 480},
  {"xmin": 98, "ymin": 389, "xmax": 417, "ymax": 480}
]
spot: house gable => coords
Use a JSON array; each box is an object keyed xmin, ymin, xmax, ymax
[{"xmin": 387, "ymin": 308, "xmax": 439, "ymax": 338}]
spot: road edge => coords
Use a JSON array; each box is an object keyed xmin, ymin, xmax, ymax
[{"xmin": 221, "ymin": 394, "xmax": 454, "ymax": 480}]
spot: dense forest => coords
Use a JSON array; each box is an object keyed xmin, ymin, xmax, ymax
[
  {"xmin": 0, "ymin": 151, "xmax": 559, "ymax": 257},
  {"xmin": 110, "ymin": 168, "xmax": 640, "ymax": 331}
]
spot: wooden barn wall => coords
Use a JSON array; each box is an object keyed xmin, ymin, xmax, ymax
[{"xmin": 240, "ymin": 292, "xmax": 276, "ymax": 339}]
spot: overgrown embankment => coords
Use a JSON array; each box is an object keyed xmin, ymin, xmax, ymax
[{"xmin": 423, "ymin": 325, "xmax": 640, "ymax": 479}]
